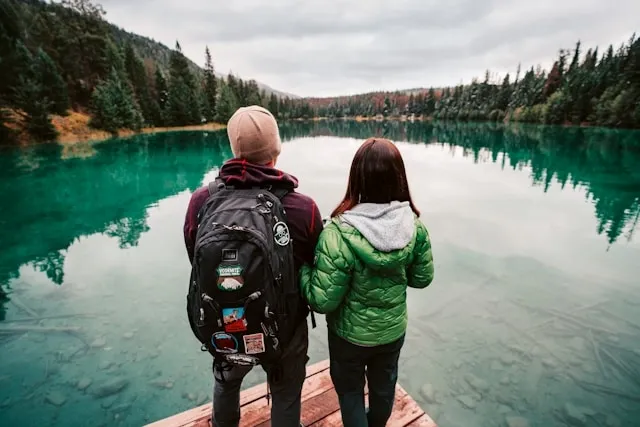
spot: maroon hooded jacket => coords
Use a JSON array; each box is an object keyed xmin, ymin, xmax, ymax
[{"xmin": 183, "ymin": 159, "xmax": 323, "ymax": 277}]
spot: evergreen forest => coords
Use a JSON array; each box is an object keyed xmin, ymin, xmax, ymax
[
  {"xmin": 306, "ymin": 35, "xmax": 640, "ymax": 129},
  {"xmin": 0, "ymin": 0, "xmax": 298, "ymax": 143},
  {"xmin": 1, "ymin": 0, "xmax": 639, "ymax": 146}
]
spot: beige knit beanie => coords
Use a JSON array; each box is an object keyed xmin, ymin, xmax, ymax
[{"xmin": 227, "ymin": 105, "xmax": 282, "ymax": 164}]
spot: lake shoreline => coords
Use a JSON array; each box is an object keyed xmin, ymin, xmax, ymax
[
  {"xmin": 57, "ymin": 122, "xmax": 228, "ymax": 145},
  {"xmin": 4, "ymin": 110, "xmax": 227, "ymax": 147},
  {"xmin": 52, "ymin": 111, "xmax": 227, "ymax": 146},
  {"xmin": 4, "ymin": 111, "xmax": 623, "ymax": 148},
  {"xmin": 295, "ymin": 115, "xmax": 610, "ymax": 129}
]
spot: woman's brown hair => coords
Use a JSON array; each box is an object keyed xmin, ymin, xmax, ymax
[{"xmin": 331, "ymin": 138, "xmax": 420, "ymax": 217}]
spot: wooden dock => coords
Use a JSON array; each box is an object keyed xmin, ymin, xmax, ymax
[{"xmin": 146, "ymin": 360, "xmax": 437, "ymax": 427}]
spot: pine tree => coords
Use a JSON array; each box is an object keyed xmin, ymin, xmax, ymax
[
  {"xmin": 496, "ymin": 74, "xmax": 511, "ymax": 111},
  {"xmin": 0, "ymin": 0, "xmax": 23, "ymax": 142},
  {"xmin": 216, "ymin": 82, "xmax": 238, "ymax": 123},
  {"xmin": 407, "ymin": 93, "xmax": 415, "ymax": 115},
  {"xmin": 124, "ymin": 43, "xmax": 154, "ymax": 125},
  {"xmin": 14, "ymin": 76, "xmax": 58, "ymax": 141},
  {"xmin": 543, "ymin": 62, "xmax": 562, "ymax": 99},
  {"xmin": 245, "ymin": 80, "xmax": 261, "ymax": 106},
  {"xmin": 568, "ymin": 41, "xmax": 582, "ymax": 75},
  {"xmin": 33, "ymin": 48, "xmax": 70, "ymax": 115},
  {"xmin": 154, "ymin": 68, "xmax": 168, "ymax": 126},
  {"xmin": 90, "ymin": 67, "xmax": 143, "ymax": 133},
  {"xmin": 12, "ymin": 42, "xmax": 59, "ymax": 141},
  {"xmin": 167, "ymin": 40, "xmax": 200, "ymax": 125},
  {"xmin": 425, "ymin": 88, "xmax": 436, "ymax": 116},
  {"xmin": 203, "ymin": 46, "xmax": 217, "ymax": 122},
  {"xmin": 268, "ymin": 93, "xmax": 279, "ymax": 118},
  {"xmin": 383, "ymin": 97, "xmax": 391, "ymax": 117}
]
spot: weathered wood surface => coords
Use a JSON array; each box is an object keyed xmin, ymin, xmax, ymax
[{"xmin": 145, "ymin": 359, "xmax": 437, "ymax": 427}]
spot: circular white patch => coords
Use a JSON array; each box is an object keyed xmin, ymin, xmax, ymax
[{"xmin": 273, "ymin": 222, "xmax": 291, "ymax": 246}]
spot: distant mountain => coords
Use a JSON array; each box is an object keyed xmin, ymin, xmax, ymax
[{"xmin": 108, "ymin": 26, "xmax": 298, "ymax": 99}]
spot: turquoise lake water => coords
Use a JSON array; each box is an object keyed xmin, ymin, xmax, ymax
[{"xmin": 1, "ymin": 121, "xmax": 639, "ymax": 427}]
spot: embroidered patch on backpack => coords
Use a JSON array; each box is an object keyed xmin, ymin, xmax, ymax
[
  {"xmin": 217, "ymin": 265, "xmax": 244, "ymax": 291},
  {"xmin": 211, "ymin": 332, "xmax": 238, "ymax": 353},
  {"xmin": 222, "ymin": 307, "xmax": 247, "ymax": 333},
  {"xmin": 243, "ymin": 333, "xmax": 266, "ymax": 354},
  {"xmin": 273, "ymin": 222, "xmax": 290, "ymax": 246}
]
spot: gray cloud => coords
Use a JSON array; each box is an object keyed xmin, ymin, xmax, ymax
[{"xmin": 99, "ymin": 0, "xmax": 640, "ymax": 97}]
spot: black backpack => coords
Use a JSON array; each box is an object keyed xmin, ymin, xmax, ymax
[{"xmin": 186, "ymin": 177, "xmax": 307, "ymax": 369}]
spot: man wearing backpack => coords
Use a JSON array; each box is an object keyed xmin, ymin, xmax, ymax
[{"xmin": 183, "ymin": 105, "xmax": 323, "ymax": 427}]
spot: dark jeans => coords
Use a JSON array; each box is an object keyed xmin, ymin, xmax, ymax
[
  {"xmin": 328, "ymin": 330, "xmax": 405, "ymax": 427},
  {"xmin": 212, "ymin": 321, "xmax": 309, "ymax": 427}
]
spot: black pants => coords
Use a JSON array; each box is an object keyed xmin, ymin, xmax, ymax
[
  {"xmin": 212, "ymin": 321, "xmax": 309, "ymax": 427},
  {"xmin": 328, "ymin": 330, "xmax": 405, "ymax": 427}
]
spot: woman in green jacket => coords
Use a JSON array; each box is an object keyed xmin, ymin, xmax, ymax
[{"xmin": 300, "ymin": 138, "xmax": 434, "ymax": 427}]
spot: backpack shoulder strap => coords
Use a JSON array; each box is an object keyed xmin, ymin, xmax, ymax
[
  {"xmin": 269, "ymin": 186, "xmax": 291, "ymax": 201},
  {"xmin": 208, "ymin": 177, "xmax": 233, "ymax": 196}
]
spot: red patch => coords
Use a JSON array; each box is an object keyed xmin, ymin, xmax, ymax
[{"xmin": 225, "ymin": 319, "xmax": 248, "ymax": 333}]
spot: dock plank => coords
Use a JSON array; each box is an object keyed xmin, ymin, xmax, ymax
[
  {"xmin": 240, "ymin": 365, "xmax": 335, "ymax": 426},
  {"xmin": 386, "ymin": 384, "xmax": 428, "ymax": 426},
  {"xmin": 145, "ymin": 359, "xmax": 436, "ymax": 427},
  {"xmin": 405, "ymin": 414, "xmax": 439, "ymax": 427}
]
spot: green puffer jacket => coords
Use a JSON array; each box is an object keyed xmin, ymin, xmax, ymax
[{"xmin": 300, "ymin": 201, "xmax": 434, "ymax": 346}]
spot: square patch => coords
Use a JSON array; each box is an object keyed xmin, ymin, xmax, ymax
[
  {"xmin": 222, "ymin": 307, "xmax": 247, "ymax": 333},
  {"xmin": 243, "ymin": 333, "xmax": 266, "ymax": 355}
]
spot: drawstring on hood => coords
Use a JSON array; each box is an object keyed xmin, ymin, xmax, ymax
[{"xmin": 341, "ymin": 201, "xmax": 416, "ymax": 252}]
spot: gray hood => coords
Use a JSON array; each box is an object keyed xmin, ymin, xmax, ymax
[{"xmin": 341, "ymin": 201, "xmax": 416, "ymax": 252}]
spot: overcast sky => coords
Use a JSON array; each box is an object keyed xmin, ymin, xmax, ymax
[{"xmin": 98, "ymin": 0, "xmax": 639, "ymax": 97}]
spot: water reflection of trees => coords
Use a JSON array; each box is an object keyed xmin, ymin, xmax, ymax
[
  {"xmin": 1, "ymin": 122, "xmax": 639, "ymax": 318},
  {"xmin": 281, "ymin": 121, "xmax": 640, "ymax": 245},
  {"xmin": 0, "ymin": 131, "xmax": 231, "ymax": 319}
]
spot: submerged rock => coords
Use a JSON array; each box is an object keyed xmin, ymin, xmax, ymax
[
  {"xmin": 100, "ymin": 396, "xmax": 118, "ymax": 409},
  {"xmin": 419, "ymin": 384, "xmax": 437, "ymax": 404},
  {"xmin": 569, "ymin": 337, "xmax": 586, "ymax": 352},
  {"xmin": 491, "ymin": 360, "xmax": 502, "ymax": 371},
  {"xmin": 457, "ymin": 395, "xmax": 476, "ymax": 410},
  {"xmin": 1, "ymin": 397, "xmax": 12, "ymax": 408},
  {"xmin": 569, "ymin": 358, "xmax": 583, "ymax": 367},
  {"xmin": 112, "ymin": 403, "xmax": 132, "ymax": 413},
  {"xmin": 506, "ymin": 416, "xmax": 530, "ymax": 427},
  {"xmin": 77, "ymin": 377, "xmax": 92, "ymax": 391},
  {"xmin": 196, "ymin": 393, "xmax": 210, "ymax": 406},
  {"xmin": 90, "ymin": 337, "xmax": 107, "ymax": 348},
  {"xmin": 500, "ymin": 354, "xmax": 518, "ymax": 366},
  {"xmin": 464, "ymin": 374, "xmax": 489, "ymax": 393},
  {"xmin": 564, "ymin": 403, "xmax": 596, "ymax": 425},
  {"xmin": 498, "ymin": 404, "xmax": 512, "ymax": 414},
  {"xmin": 499, "ymin": 376, "xmax": 510, "ymax": 386},
  {"xmin": 182, "ymin": 392, "xmax": 199, "ymax": 401},
  {"xmin": 495, "ymin": 393, "xmax": 513, "ymax": 406},
  {"xmin": 542, "ymin": 358, "xmax": 556, "ymax": 369},
  {"xmin": 99, "ymin": 361, "xmax": 114, "ymax": 370},
  {"xmin": 45, "ymin": 391, "xmax": 67, "ymax": 407},
  {"xmin": 507, "ymin": 344, "xmax": 527, "ymax": 356},
  {"xmin": 123, "ymin": 332, "xmax": 134, "ymax": 340},
  {"xmin": 92, "ymin": 377, "xmax": 130, "ymax": 398},
  {"xmin": 149, "ymin": 379, "xmax": 174, "ymax": 390}
]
